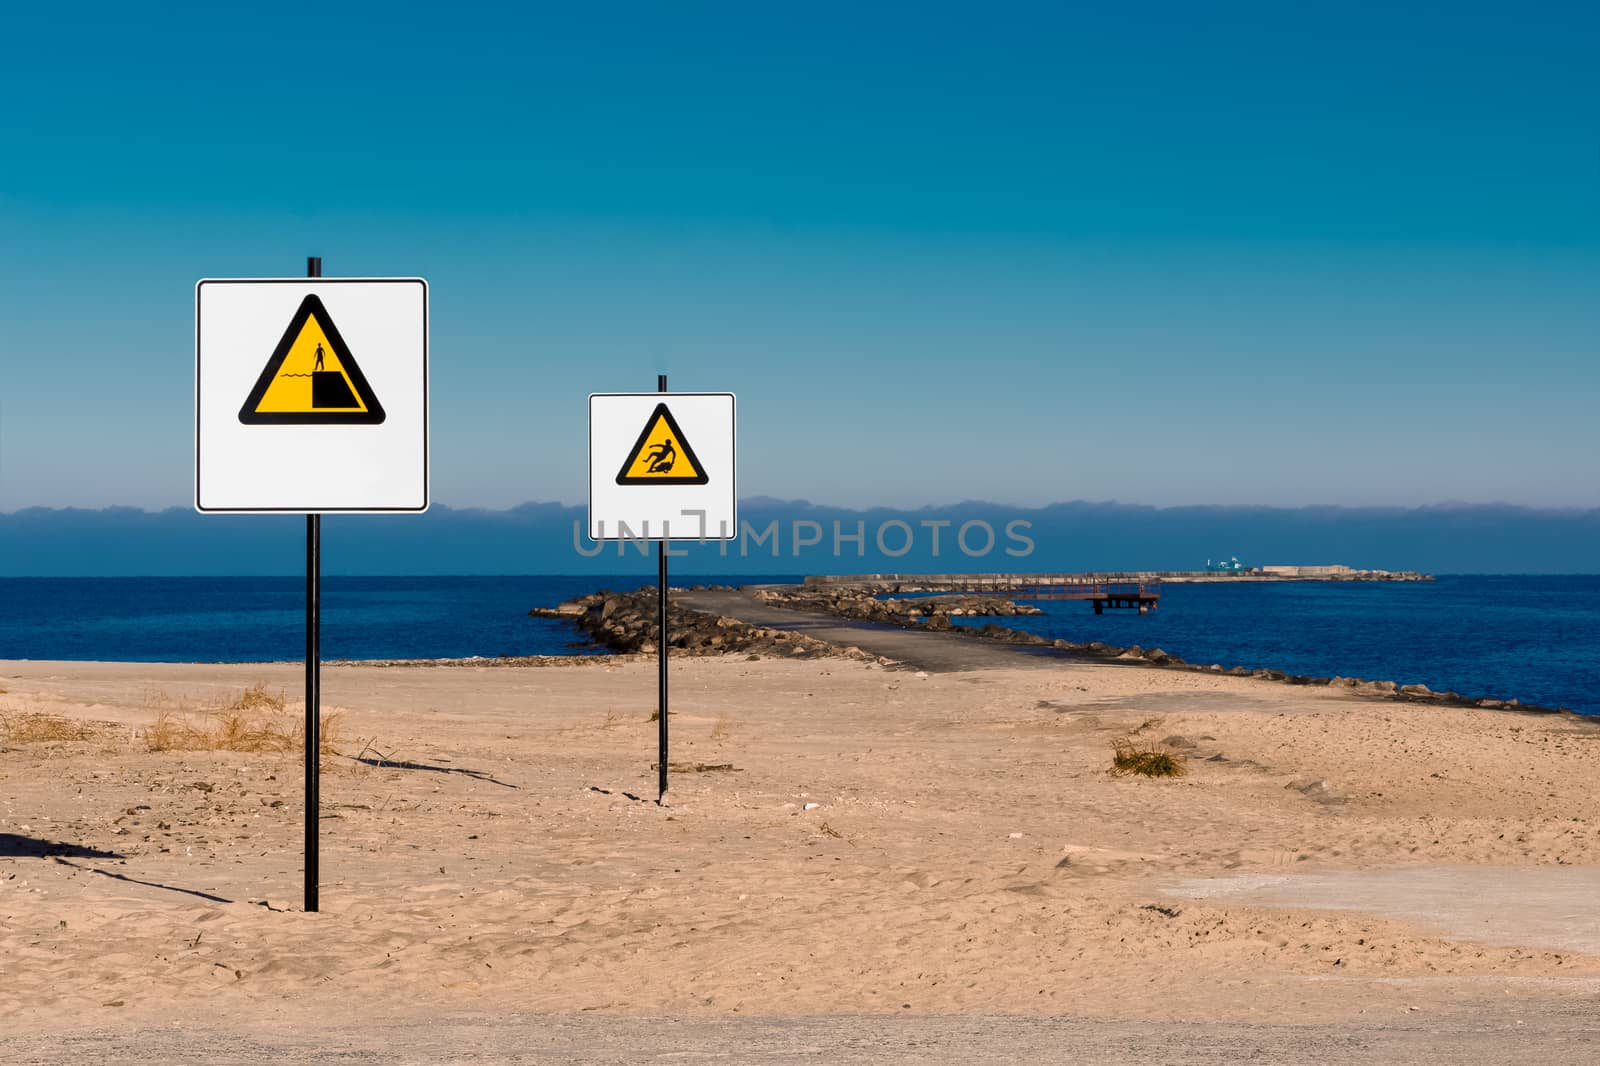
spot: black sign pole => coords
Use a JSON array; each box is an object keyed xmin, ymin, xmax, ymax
[
  {"xmin": 657, "ymin": 372, "xmax": 669, "ymax": 804},
  {"xmin": 305, "ymin": 255, "xmax": 322, "ymax": 913}
]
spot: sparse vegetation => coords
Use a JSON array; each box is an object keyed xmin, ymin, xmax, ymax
[
  {"xmin": 0, "ymin": 711, "xmax": 96, "ymax": 744},
  {"xmin": 145, "ymin": 683, "xmax": 341, "ymax": 754},
  {"xmin": 1109, "ymin": 738, "xmax": 1186, "ymax": 778},
  {"xmin": 710, "ymin": 715, "xmax": 731, "ymax": 740}
]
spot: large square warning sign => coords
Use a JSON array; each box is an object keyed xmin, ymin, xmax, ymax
[{"xmin": 195, "ymin": 278, "xmax": 428, "ymax": 513}]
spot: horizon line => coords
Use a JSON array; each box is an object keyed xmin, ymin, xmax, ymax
[{"xmin": 7, "ymin": 498, "xmax": 1600, "ymax": 518}]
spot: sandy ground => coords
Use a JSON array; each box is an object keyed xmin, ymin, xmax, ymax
[{"xmin": 4, "ymin": 654, "xmax": 1600, "ymax": 1060}]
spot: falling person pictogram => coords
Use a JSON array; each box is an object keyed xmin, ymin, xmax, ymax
[
  {"xmin": 645, "ymin": 438, "xmax": 676, "ymax": 473},
  {"xmin": 615, "ymin": 404, "xmax": 708, "ymax": 484}
]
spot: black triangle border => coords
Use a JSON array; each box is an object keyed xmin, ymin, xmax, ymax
[
  {"xmin": 615, "ymin": 402, "xmax": 710, "ymax": 485},
  {"xmin": 238, "ymin": 293, "xmax": 386, "ymax": 424}
]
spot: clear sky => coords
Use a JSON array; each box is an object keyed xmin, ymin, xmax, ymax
[{"xmin": 2, "ymin": 0, "xmax": 1596, "ymax": 512}]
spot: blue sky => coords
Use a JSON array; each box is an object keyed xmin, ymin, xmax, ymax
[{"xmin": 2, "ymin": 0, "xmax": 1597, "ymax": 511}]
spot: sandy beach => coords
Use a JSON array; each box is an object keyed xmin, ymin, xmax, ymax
[{"xmin": 5, "ymin": 651, "xmax": 1600, "ymax": 1061}]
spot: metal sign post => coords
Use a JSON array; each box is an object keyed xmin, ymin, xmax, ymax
[
  {"xmin": 195, "ymin": 260, "xmax": 429, "ymax": 912},
  {"xmin": 585, "ymin": 385, "xmax": 736, "ymax": 804},
  {"xmin": 304, "ymin": 256, "xmax": 322, "ymax": 912},
  {"xmin": 656, "ymin": 373, "xmax": 669, "ymax": 802}
]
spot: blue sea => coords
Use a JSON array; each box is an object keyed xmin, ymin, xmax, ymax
[
  {"xmin": 1, "ymin": 574, "xmax": 1597, "ymax": 715},
  {"xmin": 942, "ymin": 575, "xmax": 1600, "ymax": 714},
  {"xmin": 0, "ymin": 575, "xmax": 796, "ymax": 664}
]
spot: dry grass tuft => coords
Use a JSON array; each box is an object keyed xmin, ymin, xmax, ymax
[
  {"xmin": 227, "ymin": 682, "xmax": 287, "ymax": 714},
  {"xmin": 1109, "ymin": 738, "xmax": 1186, "ymax": 778},
  {"xmin": 146, "ymin": 684, "xmax": 341, "ymax": 754},
  {"xmin": 710, "ymin": 715, "xmax": 731, "ymax": 741},
  {"xmin": 0, "ymin": 711, "xmax": 96, "ymax": 744}
]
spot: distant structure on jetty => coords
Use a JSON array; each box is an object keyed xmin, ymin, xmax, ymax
[
  {"xmin": 803, "ymin": 566, "xmax": 1431, "ymax": 615},
  {"xmin": 805, "ymin": 565, "xmax": 1430, "ymax": 588}
]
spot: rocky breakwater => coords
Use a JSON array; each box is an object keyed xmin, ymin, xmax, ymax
[
  {"xmin": 753, "ymin": 586, "xmax": 1043, "ymax": 624},
  {"xmin": 531, "ymin": 587, "xmax": 874, "ymax": 661}
]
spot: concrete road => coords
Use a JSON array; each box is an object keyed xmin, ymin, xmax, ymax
[{"xmin": 678, "ymin": 587, "xmax": 1082, "ymax": 672}]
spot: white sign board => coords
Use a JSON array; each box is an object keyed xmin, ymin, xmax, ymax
[
  {"xmin": 195, "ymin": 278, "xmax": 429, "ymax": 513},
  {"xmin": 588, "ymin": 392, "xmax": 736, "ymax": 540}
]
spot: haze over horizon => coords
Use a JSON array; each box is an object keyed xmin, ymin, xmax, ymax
[{"xmin": 3, "ymin": 2, "xmax": 1597, "ymax": 514}]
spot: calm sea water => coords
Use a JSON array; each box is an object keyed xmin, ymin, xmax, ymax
[
  {"xmin": 0, "ymin": 575, "xmax": 795, "ymax": 664},
  {"xmin": 942, "ymin": 575, "xmax": 1600, "ymax": 714},
  {"xmin": 2, "ymin": 574, "xmax": 1596, "ymax": 714}
]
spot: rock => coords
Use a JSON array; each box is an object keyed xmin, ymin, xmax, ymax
[{"xmin": 1399, "ymin": 683, "xmax": 1433, "ymax": 697}]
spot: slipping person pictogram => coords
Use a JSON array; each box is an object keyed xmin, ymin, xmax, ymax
[
  {"xmin": 616, "ymin": 403, "xmax": 708, "ymax": 484},
  {"xmin": 645, "ymin": 438, "xmax": 676, "ymax": 473}
]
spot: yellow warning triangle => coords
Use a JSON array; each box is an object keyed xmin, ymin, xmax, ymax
[
  {"xmin": 615, "ymin": 403, "xmax": 708, "ymax": 484},
  {"xmin": 239, "ymin": 295, "xmax": 385, "ymax": 424}
]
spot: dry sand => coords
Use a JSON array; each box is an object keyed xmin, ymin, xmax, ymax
[{"xmin": 4, "ymin": 653, "xmax": 1600, "ymax": 1058}]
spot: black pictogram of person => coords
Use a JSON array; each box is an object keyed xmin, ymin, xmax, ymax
[
  {"xmin": 314, "ymin": 342, "xmax": 325, "ymax": 372},
  {"xmin": 645, "ymin": 438, "xmax": 676, "ymax": 473}
]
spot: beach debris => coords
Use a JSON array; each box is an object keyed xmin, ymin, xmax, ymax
[
  {"xmin": 817, "ymin": 821, "xmax": 852, "ymax": 845},
  {"xmin": 803, "ymin": 802, "xmax": 821, "ymax": 811}
]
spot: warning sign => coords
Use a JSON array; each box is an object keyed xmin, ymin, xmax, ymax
[
  {"xmin": 588, "ymin": 392, "xmax": 735, "ymax": 540},
  {"xmin": 238, "ymin": 294, "xmax": 386, "ymax": 424},
  {"xmin": 196, "ymin": 277, "xmax": 427, "ymax": 514},
  {"xmin": 616, "ymin": 403, "xmax": 708, "ymax": 484}
]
